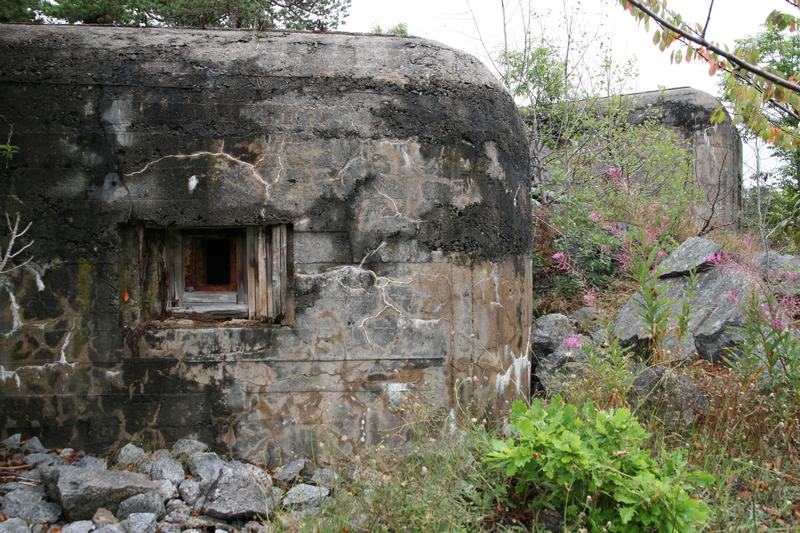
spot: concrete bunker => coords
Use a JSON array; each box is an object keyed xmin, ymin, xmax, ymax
[{"xmin": 0, "ymin": 24, "xmax": 532, "ymax": 463}]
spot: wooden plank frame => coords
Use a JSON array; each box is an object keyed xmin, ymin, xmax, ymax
[
  {"xmin": 244, "ymin": 224, "xmax": 290, "ymax": 322},
  {"xmin": 161, "ymin": 225, "xmax": 289, "ymax": 322}
]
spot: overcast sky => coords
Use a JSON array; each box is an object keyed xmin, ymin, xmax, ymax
[{"xmin": 341, "ymin": 0, "xmax": 789, "ymax": 176}]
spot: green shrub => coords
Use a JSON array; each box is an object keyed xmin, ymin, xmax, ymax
[{"xmin": 485, "ymin": 398, "xmax": 713, "ymax": 532}]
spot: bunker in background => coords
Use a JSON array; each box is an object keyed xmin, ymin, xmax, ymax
[
  {"xmin": 625, "ymin": 87, "xmax": 742, "ymax": 230},
  {"xmin": 0, "ymin": 24, "xmax": 531, "ymax": 463}
]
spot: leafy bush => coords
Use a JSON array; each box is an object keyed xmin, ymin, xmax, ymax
[{"xmin": 485, "ymin": 398, "xmax": 713, "ymax": 532}]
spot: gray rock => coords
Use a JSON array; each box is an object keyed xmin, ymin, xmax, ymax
[
  {"xmin": 244, "ymin": 521, "xmax": 271, "ymax": 533},
  {"xmin": 274, "ymin": 459, "xmax": 306, "ymax": 484},
  {"xmin": 534, "ymin": 335, "xmax": 592, "ymax": 394},
  {"xmin": 155, "ymin": 523, "xmax": 181, "ymax": 533},
  {"xmin": 163, "ymin": 510, "xmax": 191, "ymax": 524},
  {"xmin": 1, "ymin": 434, "xmax": 22, "ymax": 449},
  {"xmin": 117, "ymin": 491, "xmax": 165, "ymax": 520},
  {"xmin": 186, "ymin": 453, "xmax": 226, "ymax": 486},
  {"xmin": 94, "ymin": 525, "xmax": 125, "ymax": 533},
  {"xmin": 230, "ymin": 462, "xmax": 272, "ymax": 489},
  {"xmin": 165, "ymin": 499, "xmax": 189, "ymax": 513},
  {"xmin": 52, "ymin": 465, "xmax": 163, "ymax": 520},
  {"xmin": 62, "ymin": 521, "xmax": 95, "ymax": 533},
  {"xmin": 151, "ymin": 449, "xmax": 173, "ymax": 461},
  {"xmin": 92, "ymin": 507, "xmax": 118, "ymax": 527},
  {"xmin": 1, "ymin": 486, "xmax": 62, "ymax": 524},
  {"xmin": 149, "ymin": 458, "xmax": 184, "ymax": 485},
  {"xmin": 178, "ymin": 480, "xmax": 200, "ymax": 506},
  {"xmin": 20, "ymin": 437, "xmax": 46, "ymax": 454},
  {"xmin": 570, "ymin": 306, "xmax": 599, "ymax": 333},
  {"xmin": 74, "ymin": 456, "xmax": 107, "ymax": 470},
  {"xmin": 614, "ymin": 264, "xmax": 752, "ymax": 363},
  {"xmin": 124, "ymin": 513, "xmax": 157, "ymax": 533},
  {"xmin": 115, "ymin": 444, "xmax": 146, "ymax": 468},
  {"xmin": 531, "ymin": 314, "xmax": 574, "ymax": 358},
  {"xmin": 310, "ymin": 468, "xmax": 338, "ymax": 488},
  {"xmin": 628, "ymin": 366, "xmax": 709, "ymax": 429},
  {"xmin": 282, "ymin": 484, "xmax": 329, "ymax": 509},
  {"xmin": 757, "ymin": 251, "xmax": 800, "ymax": 295},
  {"xmin": 170, "ymin": 440, "xmax": 208, "ymax": 463},
  {"xmin": 153, "ymin": 480, "xmax": 177, "ymax": 502},
  {"xmin": 197, "ymin": 466, "xmax": 273, "ymax": 520},
  {"xmin": 23, "ymin": 453, "xmax": 60, "ymax": 467},
  {"xmin": 657, "ymin": 237, "xmax": 721, "ymax": 278},
  {"xmin": 0, "ymin": 518, "xmax": 30, "ymax": 533}
]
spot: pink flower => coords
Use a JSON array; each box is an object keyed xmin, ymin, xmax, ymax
[
  {"xmin": 589, "ymin": 212, "xmax": 602, "ymax": 223},
  {"xmin": 657, "ymin": 250, "xmax": 666, "ymax": 258},
  {"xmin": 552, "ymin": 252, "xmax": 566, "ymax": 261},
  {"xmin": 563, "ymin": 335, "xmax": 582, "ymax": 348}
]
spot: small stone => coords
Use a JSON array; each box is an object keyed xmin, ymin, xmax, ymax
[
  {"xmin": 1, "ymin": 434, "xmax": 22, "ymax": 449},
  {"xmin": 150, "ymin": 458, "xmax": 184, "ymax": 485},
  {"xmin": 244, "ymin": 521, "xmax": 271, "ymax": 533},
  {"xmin": 124, "ymin": 512, "xmax": 157, "ymax": 533},
  {"xmin": 94, "ymin": 525, "xmax": 124, "ymax": 533},
  {"xmin": 531, "ymin": 314, "xmax": 574, "ymax": 358},
  {"xmin": 74, "ymin": 456, "xmax": 107, "ymax": 470},
  {"xmin": 115, "ymin": 444, "xmax": 146, "ymax": 468},
  {"xmin": 165, "ymin": 498, "xmax": 190, "ymax": 514},
  {"xmin": 170, "ymin": 439, "xmax": 208, "ymax": 462},
  {"xmin": 20, "ymin": 436, "xmax": 46, "ymax": 454},
  {"xmin": 282, "ymin": 484, "xmax": 329, "ymax": 509},
  {"xmin": 1, "ymin": 486, "xmax": 62, "ymax": 524},
  {"xmin": 117, "ymin": 491, "xmax": 165, "ymax": 520},
  {"xmin": 164, "ymin": 510, "xmax": 191, "ymax": 524},
  {"xmin": 93, "ymin": 507, "xmax": 118, "ymax": 527},
  {"xmin": 59, "ymin": 448, "xmax": 75, "ymax": 458},
  {"xmin": 155, "ymin": 523, "xmax": 181, "ymax": 533},
  {"xmin": 151, "ymin": 449, "xmax": 173, "ymax": 461},
  {"xmin": 198, "ymin": 466, "xmax": 273, "ymax": 520},
  {"xmin": 274, "ymin": 459, "xmax": 306, "ymax": 483},
  {"xmin": 310, "ymin": 468, "xmax": 338, "ymax": 488},
  {"xmin": 23, "ymin": 452, "xmax": 59, "ymax": 466},
  {"xmin": 534, "ymin": 335, "xmax": 591, "ymax": 395},
  {"xmin": 187, "ymin": 453, "xmax": 226, "ymax": 486},
  {"xmin": 0, "ymin": 518, "xmax": 30, "ymax": 533},
  {"xmin": 154, "ymin": 479, "xmax": 177, "ymax": 502},
  {"xmin": 178, "ymin": 480, "xmax": 200, "ymax": 506},
  {"xmin": 62, "ymin": 521, "xmax": 94, "ymax": 533}
]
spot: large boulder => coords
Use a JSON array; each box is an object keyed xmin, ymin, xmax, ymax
[
  {"xmin": 49, "ymin": 466, "xmax": 163, "ymax": 521},
  {"xmin": 657, "ymin": 237, "xmax": 721, "ymax": 278},
  {"xmin": 614, "ymin": 239, "xmax": 755, "ymax": 363}
]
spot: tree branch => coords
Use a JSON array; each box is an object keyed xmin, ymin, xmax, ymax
[
  {"xmin": 627, "ymin": 0, "xmax": 800, "ymax": 94},
  {"xmin": 701, "ymin": 0, "xmax": 714, "ymax": 39}
]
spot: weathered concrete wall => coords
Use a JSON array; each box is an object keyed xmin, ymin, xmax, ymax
[
  {"xmin": 623, "ymin": 87, "xmax": 742, "ymax": 230},
  {"xmin": 0, "ymin": 24, "xmax": 531, "ymax": 463}
]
